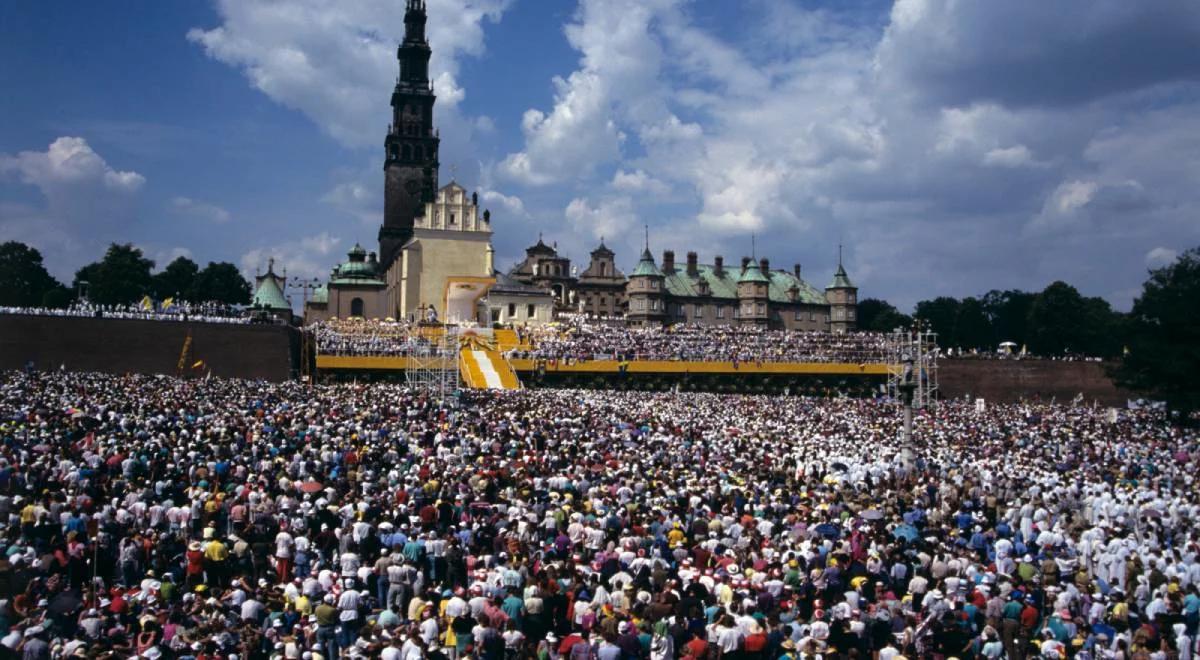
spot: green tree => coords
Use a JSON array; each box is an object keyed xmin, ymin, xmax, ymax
[
  {"xmin": 193, "ymin": 261, "xmax": 252, "ymax": 304},
  {"xmin": 40, "ymin": 285, "xmax": 73, "ymax": 308},
  {"xmin": 0, "ymin": 241, "xmax": 62, "ymax": 307},
  {"xmin": 856, "ymin": 298, "xmax": 912, "ymax": 332},
  {"xmin": 914, "ymin": 296, "xmax": 961, "ymax": 348},
  {"xmin": 153, "ymin": 256, "xmax": 200, "ymax": 300},
  {"xmin": 981, "ymin": 289, "xmax": 1035, "ymax": 347},
  {"xmin": 1027, "ymin": 281, "xmax": 1123, "ymax": 358},
  {"xmin": 71, "ymin": 243, "xmax": 155, "ymax": 305},
  {"xmin": 954, "ymin": 296, "xmax": 992, "ymax": 351},
  {"xmin": 1115, "ymin": 247, "xmax": 1200, "ymax": 419},
  {"xmin": 1026, "ymin": 281, "xmax": 1089, "ymax": 356}
]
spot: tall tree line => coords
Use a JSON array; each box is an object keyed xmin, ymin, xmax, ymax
[
  {"xmin": 858, "ymin": 282, "xmax": 1125, "ymax": 358},
  {"xmin": 0, "ymin": 241, "xmax": 251, "ymax": 307}
]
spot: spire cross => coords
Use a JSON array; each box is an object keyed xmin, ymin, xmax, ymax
[{"xmin": 838, "ymin": 242, "xmax": 843, "ymax": 266}]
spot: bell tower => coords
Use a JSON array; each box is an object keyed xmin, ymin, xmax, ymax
[{"xmin": 379, "ymin": 0, "xmax": 440, "ymax": 268}]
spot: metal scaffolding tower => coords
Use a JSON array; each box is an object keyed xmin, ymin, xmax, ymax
[
  {"xmin": 405, "ymin": 326, "xmax": 461, "ymax": 396},
  {"xmin": 887, "ymin": 323, "xmax": 939, "ymax": 408},
  {"xmin": 887, "ymin": 322, "xmax": 939, "ymax": 471}
]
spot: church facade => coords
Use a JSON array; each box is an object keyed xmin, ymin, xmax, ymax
[
  {"xmin": 303, "ymin": 0, "xmax": 858, "ymax": 332},
  {"xmin": 305, "ymin": 0, "xmax": 554, "ymax": 325}
]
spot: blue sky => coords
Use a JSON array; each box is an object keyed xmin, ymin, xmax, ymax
[{"xmin": 3, "ymin": 0, "xmax": 1199, "ymax": 311}]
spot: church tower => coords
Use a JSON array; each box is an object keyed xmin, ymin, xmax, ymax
[{"xmin": 379, "ymin": 0, "xmax": 440, "ymax": 268}]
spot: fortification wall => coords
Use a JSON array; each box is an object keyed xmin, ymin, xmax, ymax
[
  {"xmin": 0, "ymin": 315, "xmax": 298, "ymax": 381},
  {"xmin": 939, "ymin": 359, "xmax": 1129, "ymax": 405}
]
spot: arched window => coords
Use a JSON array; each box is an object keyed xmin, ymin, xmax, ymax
[
  {"xmin": 402, "ymin": 144, "xmax": 412, "ymax": 161},
  {"xmin": 350, "ymin": 297, "xmax": 364, "ymax": 317}
]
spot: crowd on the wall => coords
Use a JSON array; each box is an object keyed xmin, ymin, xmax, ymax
[
  {"xmin": 0, "ymin": 370, "xmax": 1196, "ymax": 659},
  {"xmin": 0, "ymin": 302, "xmax": 251, "ymax": 325},
  {"xmin": 309, "ymin": 318, "xmax": 893, "ymax": 365},
  {"xmin": 308, "ymin": 319, "xmax": 427, "ymax": 357},
  {"xmin": 509, "ymin": 321, "xmax": 892, "ymax": 364}
]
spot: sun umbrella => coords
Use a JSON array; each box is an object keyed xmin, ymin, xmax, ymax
[
  {"xmin": 860, "ymin": 509, "xmax": 885, "ymax": 521},
  {"xmin": 48, "ymin": 591, "xmax": 82, "ymax": 616},
  {"xmin": 830, "ymin": 462, "xmax": 849, "ymax": 472},
  {"xmin": 299, "ymin": 481, "xmax": 323, "ymax": 494},
  {"xmin": 893, "ymin": 523, "xmax": 919, "ymax": 542},
  {"xmin": 814, "ymin": 523, "xmax": 841, "ymax": 539}
]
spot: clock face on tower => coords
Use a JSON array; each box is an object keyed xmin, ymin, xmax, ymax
[{"xmin": 405, "ymin": 180, "xmax": 420, "ymax": 194}]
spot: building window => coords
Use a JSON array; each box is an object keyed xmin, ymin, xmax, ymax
[
  {"xmin": 508, "ymin": 303, "xmax": 516, "ymax": 318},
  {"xmin": 849, "ymin": 309, "xmax": 856, "ymax": 320},
  {"xmin": 795, "ymin": 310, "xmax": 803, "ymax": 321},
  {"xmin": 651, "ymin": 300, "xmax": 659, "ymax": 311},
  {"xmin": 757, "ymin": 303, "xmax": 766, "ymax": 314},
  {"xmin": 717, "ymin": 306, "xmax": 725, "ymax": 319},
  {"xmin": 449, "ymin": 213, "xmax": 455, "ymax": 224},
  {"xmin": 695, "ymin": 306, "xmax": 703, "ymax": 319},
  {"xmin": 650, "ymin": 280, "xmax": 658, "ymax": 289},
  {"xmin": 527, "ymin": 304, "xmax": 536, "ymax": 318},
  {"xmin": 350, "ymin": 297, "xmax": 364, "ymax": 317},
  {"xmin": 810, "ymin": 311, "xmax": 817, "ymax": 321}
]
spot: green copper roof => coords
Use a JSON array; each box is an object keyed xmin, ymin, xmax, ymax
[
  {"xmin": 330, "ymin": 276, "xmax": 386, "ymax": 286},
  {"xmin": 737, "ymin": 261, "xmax": 771, "ymax": 284},
  {"xmin": 630, "ymin": 248, "xmax": 663, "ymax": 278},
  {"xmin": 252, "ymin": 276, "xmax": 290, "ymax": 310},
  {"xmin": 662, "ymin": 264, "xmax": 827, "ymax": 305},
  {"xmin": 828, "ymin": 263, "xmax": 854, "ymax": 289}
]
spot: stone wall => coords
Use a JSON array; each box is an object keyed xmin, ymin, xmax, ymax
[
  {"xmin": 938, "ymin": 359, "xmax": 1130, "ymax": 405},
  {"xmin": 0, "ymin": 315, "xmax": 298, "ymax": 381}
]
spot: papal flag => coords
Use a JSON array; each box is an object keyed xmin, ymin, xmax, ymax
[
  {"xmin": 162, "ymin": 297, "xmax": 174, "ymax": 309},
  {"xmin": 140, "ymin": 295, "xmax": 153, "ymax": 310}
]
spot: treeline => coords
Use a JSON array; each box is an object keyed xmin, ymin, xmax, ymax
[
  {"xmin": 858, "ymin": 282, "xmax": 1124, "ymax": 358},
  {"xmin": 857, "ymin": 247, "xmax": 1200, "ymax": 420},
  {"xmin": 0, "ymin": 241, "xmax": 251, "ymax": 308}
]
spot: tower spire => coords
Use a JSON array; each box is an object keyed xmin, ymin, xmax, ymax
[{"xmin": 644, "ymin": 225, "xmax": 649, "ymax": 251}]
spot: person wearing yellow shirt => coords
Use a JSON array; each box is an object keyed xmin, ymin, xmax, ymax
[
  {"xmin": 204, "ymin": 538, "xmax": 229, "ymax": 586},
  {"xmin": 294, "ymin": 593, "xmax": 312, "ymax": 616}
]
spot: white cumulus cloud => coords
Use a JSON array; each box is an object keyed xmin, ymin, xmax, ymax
[
  {"xmin": 170, "ymin": 196, "xmax": 231, "ymax": 224},
  {"xmin": 188, "ymin": 0, "xmax": 510, "ymax": 148}
]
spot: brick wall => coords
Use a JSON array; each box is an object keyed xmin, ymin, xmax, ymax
[
  {"xmin": 939, "ymin": 359, "xmax": 1130, "ymax": 405},
  {"xmin": 0, "ymin": 315, "xmax": 298, "ymax": 381}
]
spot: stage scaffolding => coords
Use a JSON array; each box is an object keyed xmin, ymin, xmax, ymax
[
  {"xmin": 886, "ymin": 324, "xmax": 939, "ymax": 409},
  {"xmin": 405, "ymin": 326, "xmax": 461, "ymax": 396}
]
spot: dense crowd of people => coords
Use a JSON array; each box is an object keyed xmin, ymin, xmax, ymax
[
  {"xmin": 512, "ymin": 321, "xmax": 890, "ymax": 364},
  {"xmin": 309, "ymin": 319, "xmax": 428, "ymax": 357},
  {"xmin": 310, "ymin": 318, "xmax": 891, "ymax": 364},
  {"xmin": 1, "ymin": 302, "xmax": 250, "ymax": 325},
  {"xmin": 0, "ymin": 369, "xmax": 1196, "ymax": 659}
]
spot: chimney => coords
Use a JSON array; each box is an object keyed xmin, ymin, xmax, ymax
[
  {"xmin": 794, "ymin": 263, "xmax": 802, "ymax": 279},
  {"xmin": 714, "ymin": 255, "xmax": 724, "ymax": 276},
  {"xmin": 759, "ymin": 258, "xmax": 770, "ymax": 274},
  {"xmin": 662, "ymin": 250, "xmax": 675, "ymax": 273},
  {"xmin": 741, "ymin": 256, "xmax": 751, "ymax": 273},
  {"xmin": 686, "ymin": 251, "xmax": 699, "ymax": 277}
]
